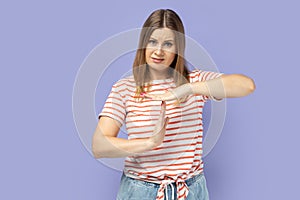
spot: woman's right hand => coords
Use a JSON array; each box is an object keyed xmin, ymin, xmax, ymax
[
  {"xmin": 147, "ymin": 101, "xmax": 169, "ymax": 148},
  {"xmin": 93, "ymin": 101, "xmax": 169, "ymax": 158}
]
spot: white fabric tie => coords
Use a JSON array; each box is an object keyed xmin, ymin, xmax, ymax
[
  {"xmin": 164, "ymin": 181, "xmax": 175, "ymax": 200},
  {"xmin": 156, "ymin": 177, "xmax": 189, "ymax": 200}
]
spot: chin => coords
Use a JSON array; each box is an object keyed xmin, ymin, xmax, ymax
[
  {"xmin": 148, "ymin": 63, "xmax": 169, "ymax": 70},
  {"xmin": 149, "ymin": 66, "xmax": 169, "ymax": 73}
]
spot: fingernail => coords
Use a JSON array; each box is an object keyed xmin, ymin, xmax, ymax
[
  {"xmin": 165, "ymin": 117, "xmax": 169, "ymax": 124},
  {"xmin": 140, "ymin": 92, "xmax": 146, "ymax": 97}
]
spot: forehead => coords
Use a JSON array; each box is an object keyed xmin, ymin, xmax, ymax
[{"xmin": 150, "ymin": 28, "xmax": 175, "ymax": 40}]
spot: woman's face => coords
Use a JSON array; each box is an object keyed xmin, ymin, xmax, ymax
[{"xmin": 145, "ymin": 28, "xmax": 176, "ymax": 76}]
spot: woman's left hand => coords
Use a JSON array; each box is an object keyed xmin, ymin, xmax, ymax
[
  {"xmin": 143, "ymin": 83, "xmax": 194, "ymax": 101},
  {"xmin": 143, "ymin": 90, "xmax": 176, "ymax": 101}
]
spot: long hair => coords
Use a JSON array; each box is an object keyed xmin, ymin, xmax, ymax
[{"xmin": 133, "ymin": 9, "xmax": 189, "ymax": 97}]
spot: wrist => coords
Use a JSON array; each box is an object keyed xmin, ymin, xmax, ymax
[
  {"xmin": 171, "ymin": 83, "xmax": 194, "ymax": 98},
  {"xmin": 145, "ymin": 138, "xmax": 156, "ymax": 150},
  {"xmin": 190, "ymin": 82, "xmax": 205, "ymax": 94}
]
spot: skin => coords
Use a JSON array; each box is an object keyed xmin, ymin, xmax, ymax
[
  {"xmin": 144, "ymin": 74, "xmax": 256, "ymax": 101},
  {"xmin": 92, "ymin": 28, "xmax": 256, "ymax": 158},
  {"xmin": 92, "ymin": 102, "xmax": 168, "ymax": 158},
  {"xmin": 145, "ymin": 28, "xmax": 176, "ymax": 80}
]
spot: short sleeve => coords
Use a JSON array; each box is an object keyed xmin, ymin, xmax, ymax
[
  {"xmin": 98, "ymin": 83, "xmax": 126, "ymax": 125},
  {"xmin": 189, "ymin": 69, "xmax": 223, "ymax": 101}
]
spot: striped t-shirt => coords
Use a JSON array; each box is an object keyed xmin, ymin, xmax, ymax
[{"xmin": 99, "ymin": 69, "xmax": 222, "ymax": 200}]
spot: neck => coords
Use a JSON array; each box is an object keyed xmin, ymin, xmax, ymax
[{"xmin": 148, "ymin": 68, "xmax": 171, "ymax": 80}]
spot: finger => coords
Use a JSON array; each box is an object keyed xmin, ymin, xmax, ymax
[
  {"xmin": 163, "ymin": 117, "xmax": 169, "ymax": 128},
  {"xmin": 154, "ymin": 101, "xmax": 166, "ymax": 132},
  {"xmin": 158, "ymin": 101, "xmax": 166, "ymax": 127},
  {"xmin": 143, "ymin": 94, "xmax": 153, "ymax": 99},
  {"xmin": 161, "ymin": 101, "xmax": 166, "ymax": 116},
  {"xmin": 144, "ymin": 94, "xmax": 163, "ymax": 101},
  {"xmin": 157, "ymin": 117, "xmax": 169, "ymax": 138},
  {"xmin": 155, "ymin": 117, "xmax": 169, "ymax": 136},
  {"xmin": 161, "ymin": 100, "xmax": 166, "ymax": 108},
  {"xmin": 143, "ymin": 93, "xmax": 154, "ymax": 99}
]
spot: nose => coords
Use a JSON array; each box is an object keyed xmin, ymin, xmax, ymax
[{"xmin": 154, "ymin": 45, "xmax": 164, "ymax": 56}]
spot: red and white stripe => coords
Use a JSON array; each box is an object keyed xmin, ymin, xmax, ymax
[{"xmin": 99, "ymin": 70, "xmax": 222, "ymax": 199}]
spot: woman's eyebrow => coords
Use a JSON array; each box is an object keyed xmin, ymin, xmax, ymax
[
  {"xmin": 164, "ymin": 39, "xmax": 174, "ymax": 42},
  {"xmin": 149, "ymin": 37, "xmax": 174, "ymax": 42}
]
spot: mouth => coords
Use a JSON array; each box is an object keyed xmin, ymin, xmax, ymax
[{"xmin": 151, "ymin": 57, "xmax": 164, "ymax": 63}]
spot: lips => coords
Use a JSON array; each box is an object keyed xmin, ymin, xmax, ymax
[{"xmin": 151, "ymin": 57, "xmax": 164, "ymax": 63}]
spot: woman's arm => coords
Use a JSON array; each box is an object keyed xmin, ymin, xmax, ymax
[
  {"xmin": 144, "ymin": 74, "xmax": 255, "ymax": 101},
  {"xmin": 192, "ymin": 74, "xmax": 256, "ymax": 100},
  {"xmin": 92, "ymin": 102, "xmax": 169, "ymax": 158}
]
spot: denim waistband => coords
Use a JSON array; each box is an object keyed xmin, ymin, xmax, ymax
[
  {"xmin": 123, "ymin": 172, "xmax": 204, "ymax": 187},
  {"xmin": 185, "ymin": 172, "xmax": 204, "ymax": 186}
]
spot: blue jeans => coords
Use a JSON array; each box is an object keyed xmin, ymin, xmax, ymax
[{"xmin": 116, "ymin": 173, "xmax": 209, "ymax": 200}]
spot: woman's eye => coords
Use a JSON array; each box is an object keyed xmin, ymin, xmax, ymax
[
  {"xmin": 148, "ymin": 40, "xmax": 157, "ymax": 45},
  {"xmin": 164, "ymin": 42, "xmax": 173, "ymax": 47}
]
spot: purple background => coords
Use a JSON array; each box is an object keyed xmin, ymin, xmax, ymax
[{"xmin": 1, "ymin": 0, "xmax": 299, "ymax": 199}]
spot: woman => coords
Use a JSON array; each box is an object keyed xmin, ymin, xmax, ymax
[{"xmin": 92, "ymin": 9, "xmax": 255, "ymax": 200}]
